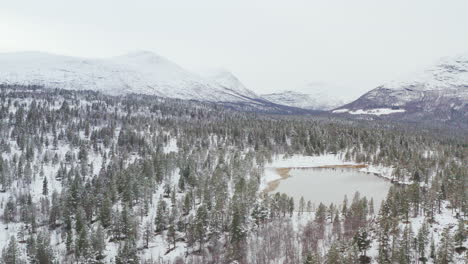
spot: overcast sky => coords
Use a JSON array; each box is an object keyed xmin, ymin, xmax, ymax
[{"xmin": 1, "ymin": 0, "xmax": 468, "ymax": 100}]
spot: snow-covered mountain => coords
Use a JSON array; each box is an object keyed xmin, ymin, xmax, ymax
[
  {"xmin": 262, "ymin": 90, "xmax": 346, "ymax": 111},
  {"xmin": 332, "ymin": 55, "xmax": 468, "ymax": 125},
  {"xmin": 203, "ymin": 69, "xmax": 259, "ymax": 99},
  {"xmin": 0, "ymin": 51, "xmax": 265, "ymax": 105}
]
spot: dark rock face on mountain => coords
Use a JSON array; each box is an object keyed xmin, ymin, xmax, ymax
[{"xmin": 332, "ymin": 55, "xmax": 468, "ymax": 127}]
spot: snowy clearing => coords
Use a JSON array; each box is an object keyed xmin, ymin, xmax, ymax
[{"xmin": 349, "ymin": 108, "xmax": 406, "ymax": 115}]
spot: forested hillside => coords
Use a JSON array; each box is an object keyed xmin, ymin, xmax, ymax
[{"xmin": 0, "ymin": 85, "xmax": 466, "ymax": 263}]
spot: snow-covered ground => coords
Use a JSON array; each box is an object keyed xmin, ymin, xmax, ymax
[
  {"xmin": 333, "ymin": 108, "xmax": 406, "ymax": 115},
  {"xmin": 349, "ymin": 108, "xmax": 406, "ymax": 115},
  {"xmin": 265, "ymin": 153, "xmax": 356, "ymax": 169},
  {"xmin": 163, "ymin": 138, "xmax": 178, "ymax": 154},
  {"xmin": 367, "ymin": 200, "xmax": 467, "ymax": 264},
  {"xmin": 331, "ymin": 108, "xmax": 349, "ymax": 113},
  {"xmin": 261, "ymin": 153, "xmax": 359, "ymax": 191},
  {"xmin": 359, "ymin": 165, "xmax": 398, "ymax": 183}
]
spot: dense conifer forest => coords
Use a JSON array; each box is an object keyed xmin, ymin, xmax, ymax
[{"xmin": 0, "ymin": 85, "xmax": 466, "ymax": 263}]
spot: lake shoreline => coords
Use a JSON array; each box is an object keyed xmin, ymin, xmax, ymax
[{"xmin": 264, "ymin": 163, "xmax": 395, "ymax": 194}]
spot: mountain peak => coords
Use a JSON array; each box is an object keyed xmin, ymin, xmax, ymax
[
  {"xmin": 0, "ymin": 50, "xmax": 265, "ymax": 104},
  {"xmin": 383, "ymin": 54, "xmax": 468, "ymax": 91},
  {"xmin": 333, "ymin": 54, "xmax": 468, "ymax": 125},
  {"xmin": 121, "ymin": 50, "xmax": 159, "ymax": 57},
  {"xmin": 116, "ymin": 50, "xmax": 170, "ymax": 65},
  {"xmin": 201, "ymin": 68, "xmax": 259, "ymax": 98}
]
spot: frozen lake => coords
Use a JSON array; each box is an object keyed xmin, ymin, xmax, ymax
[{"xmin": 273, "ymin": 167, "xmax": 391, "ymax": 209}]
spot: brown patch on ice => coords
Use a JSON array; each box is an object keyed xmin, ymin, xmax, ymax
[
  {"xmin": 263, "ymin": 168, "xmax": 291, "ymax": 193},
  {"xmin": 263, "ymin": 164, "xmax": 368, "ymax": 193}
]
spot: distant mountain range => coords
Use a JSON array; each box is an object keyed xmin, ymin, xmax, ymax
[
  {"xmin": 0, "ymin": 51, "xmax": 315, "ymax": 113},
  {"xmin": 0, "ymin": 51, "xmax": 262, "ymax": 102},
  {"xmin": 0, "ymin": 51, "xmax": 467, "ymax": 125},
  {"xmin": 332, "ymin": 55, "xmax": 468, "ymax": 126},
  {"xmin": 262, "ymin": 90, "xmax": 346, "ymax": 111}
]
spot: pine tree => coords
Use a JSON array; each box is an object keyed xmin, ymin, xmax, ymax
[
  {"xmin": 315, "ymin": 203, "xmax": 327, "ymax": 238},
  {"xmin": 430, "ymin": 234, "xmax": 436, "ymax": 259},
  {"xmin": 155, "ymin": 199, "xmax": 167, "ymax": 232},
  {"xmin": 195, "ymin": 205, "xmax": 208, "ymax": 251},
  {"xmin": 75, "ymin": 226, "xmax": 90, "ymax": 259},
  {"xmin": 167, "ymin": 224, "xmax": 177, "ymax": 250},
  {"xmin": 417, "ymin": 221, "xmax": 429, "ymax": 261},
  {"xmin": 306, "ymin": 201, "xmax": 312, "ymax": 213},
  {"xmin": 288, "ymin": 197, "xmax": 294, "ymax": 217},
  {"xmin": 120, "ymin": 204, "xmax": 136, "ymax": 240},
  {"xmin": 326, "ymin": 242, "xmax": 342, "ymax": 263},
  {"xmin": 303, "ymin": 253, "xmax": 320, "ymax": 264},
  {"xmin": 143, "ymin": 220, "xmax": 153, "ymax": 249},
  {"xmin": 4, "ymin": 197, "xmax": 15, "ymax": 225},
  {"xmin": 100, "ymin": 195, "xmax": 112, "ymax": 228},
  {"xmin": 42, "ymin": 176, "xmax": 48, "ymax": 196},
  {"xmin": 48, "ymin": 191, "xmax": 60, "ymax": 227},
  {"xmin": 75, "ymin": 207, "xmax": 86, "ymax": 234},
  {"xmin": 66, "ymin": 229, "xmax": 73, "ymax": 254},
  {"xmin": 299, "ymin": 196, "xmax": 305, "ymax": 215},
  {"xmin": 332, "ymin": 214, "xmax": 342, "ymax": 240},
  {"xmin": 354, "ymin": 229, "xmax": 371, "ymax": 257},
  {"xmin": 183, "ymin": 194, "xmax": 191, "ymax": 215},
  {"xmin": 115, "ymin": 239, "xmax": 139, "ymax": 264},
  {"xmin": 436, "ymin": 227, "xmax": 454, "ymax": 264},
  {"xmin": 92, "ymin": 224, "xmax": 106, "ymax": 260},
  {"xmin": 1, "ymin": 236, "xmax": 25, "ymax": 264},
  {"xmin": 342, "ymin": 195, "xmax": 348, "ymax": 216},
  {"xmin": 377, "ymin": 224, "xmax": 391, "ymax": 263},
  {"xmin": 368, "ymin": 198, "xmax": 374, "ymax": 215},
  {"xmin": 315, "ymin": 203, "xmax": 327, "ymax": 224},
  {"xmin": 453, "ymin": 218, "xmax": 466, "ymax": 248},
  {"xmin": 34, "ymin": 232, "xmax": 54, "ymax": 264},
  {"xmin": 396, "ymin": 224, "xmax": 413, "ymax": 264}
]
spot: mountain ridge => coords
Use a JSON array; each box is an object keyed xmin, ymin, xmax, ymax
[
  {"xmin": 262, "ymin": 90, "xmax": 345, "ymax": 110},
  {"xmin": 332, "ymin": 55, "xmax": 468, "ymax": 126},
  {"xmin": 0, "ymin": 50, "xmax": 264, "ymax": 105}
]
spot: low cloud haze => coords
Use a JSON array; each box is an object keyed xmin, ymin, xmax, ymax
[{"xmin": 1, "ymin": 0, "xmax": 468, "ymax": 100}]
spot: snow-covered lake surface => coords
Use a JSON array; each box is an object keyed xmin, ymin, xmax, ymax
[{"xmin": 273, "ymin": 167, "xmax": 391, "ymax": 209}]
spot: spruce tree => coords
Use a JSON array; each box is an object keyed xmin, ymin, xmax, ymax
[
  {"xmin": 155, "ymin": 200, "xmax": 167, "ymax": 232},
  {"xmin": 100, "ymin": 195, "xmax": 112, "ymax": 228},
  {"xmin": 353, "ymin": 229, "xmax": 371, "ymax": 257},
  {"xmin": 115, "ymin": 239, "xmax": 139, "ymax": 264},
  {"xmin": 92, "ymin": 224, "xmax": 106, "ymax": 260},
  {"xmin": 436, "ymin": 227, "xmax": 454, "ymax": 264},
  {"xmin": 42, "ymin": 176, "xmax": 48, "ymax": 196},
  {"xmin": 417, "ymin": 221, "xmax": 429, "ymax": 261},
  {"xmin": 453, "ymin": 218, "xmax": 466, "ymax": 248},
  {"xmin": 1, "ymin": 236, "xmax": 24, "ymax": 264}
]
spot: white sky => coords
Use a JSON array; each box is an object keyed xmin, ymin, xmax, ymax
[{"xmin": 1, "ymin": 0, "xmax": 468, "ymax": 100}]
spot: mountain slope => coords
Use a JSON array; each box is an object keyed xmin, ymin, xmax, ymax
[
  {"xmin": 262, "ymin": 90, "xmax": 345, "ymax": 110},
  {"xmin": 0, "ymin": 51, "xmax": 266, "ymax": 105},
  {"xmin": 203, "ymin": 69, "xmax": 259, "ymax": 99},
  {"xmin": 332, "ymin": 55, "xmax": 468, "ymax": 126}
]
